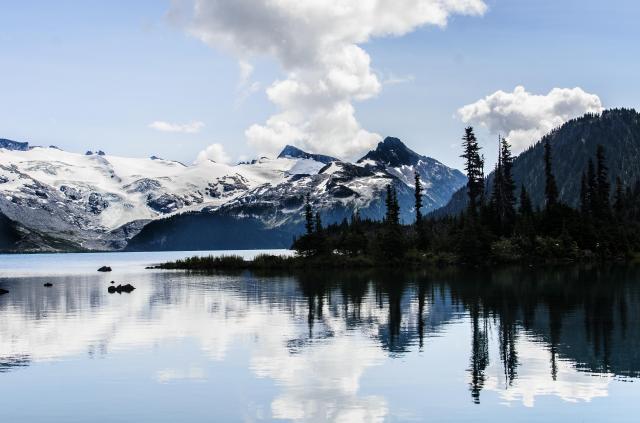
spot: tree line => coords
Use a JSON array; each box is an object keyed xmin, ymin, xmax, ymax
[{"xmin": 293, "ymin": 127, "xmax": 640, "ymax": 264}]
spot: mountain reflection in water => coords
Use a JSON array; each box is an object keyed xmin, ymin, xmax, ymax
[{"xmin": 0, "ymin": 261, "xmax": 639, "ymax": 422}]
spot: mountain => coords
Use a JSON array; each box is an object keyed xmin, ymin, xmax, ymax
[
  {"xmin": 434, "ymin": 108, "xmax": 640, "ymax": 217},
  {"xmin": 0, "ymin": 139, "xmax": 28, "ymax": 151},
  {"xmin": 277, "ymin": 145, "xmax": 338, "ymax": 164},
  {"xmin": 127, "ymin": 138, "xmax": 467, "ymax": 251},
  {"xmin": 0, "ymin": 146, "xmax": 321, "ymax": 251},
  {"xmin": 0, "ymin": 137, "xmax": 465, "ymax": 252}
]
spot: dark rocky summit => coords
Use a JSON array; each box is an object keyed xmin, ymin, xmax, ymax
[
  {"xmin": 97, "ymin": 266, "xmax": 112, "ymax": 272},
  {"xmin": 0, "ymin": 138, "xmax": 29, "ymax": 151},
  {"xmin": 278, "ymin": 145, "xmax": 338, "ymax": 164}
]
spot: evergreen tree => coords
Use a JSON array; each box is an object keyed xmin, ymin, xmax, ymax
[
  {"xmin": 314, "ymin": 212, "xmax": 328, "ymax": 255},
  {"xmin": 580, "ymin": 172, "xmax": 589, "ymax": 215},
  {"xmin": 385, "ymin": 184, "xmax": 400, "ymax": 226},
  {"xmin": 379, "ymin": 184, "xmax": 405, "ymax": 259},
  {"xmin": 519, "ymin": 185, "xmax": 533, "ymax": 216},
  {"xmin": 414, "ymin": 171, "xmax": 429, "ymax": 249},
  {"xmin": 500, "ymin": 137, "xmax": 516, "ymax": 223},
  {"xmin": 304, "ymin": 193, "xmax": 314, "ymax": 235},
  {"xmin": 490, "ymin": 137, "xmax": 516, "ymax": 235},
  {"xmin": 414, "ymin": 171, "xmax": 423, "ymax": 223},
  {"xmin": 543, "ymin": 140, "xmax": 559, "ymax": 208},
  {"xmin": 461, "ymin": 127, "xmax": 484, "ymax": 216},
  {"xmin": 385, "ymin": 185, "xmax": 394, "ymax": 224},
  {"xmin": 490, "ymin": 161, "xmax": 503, "ymax": 231}
]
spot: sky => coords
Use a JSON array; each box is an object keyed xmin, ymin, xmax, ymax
[{"xmin": 0, "ymin": 0, "xmax": 638, "ymax": 170}]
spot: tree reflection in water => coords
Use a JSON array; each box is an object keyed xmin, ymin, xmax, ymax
[{"xmin": 0, "ymin": 264, "xmax": 639, "ymax": 410}]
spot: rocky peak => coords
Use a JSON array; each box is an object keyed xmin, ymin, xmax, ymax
[
  {"xmin": 277, "ymin": 145, "xmax": 338, "ymax": 164},
  {"xmin": 358, "ymin": 137, "xmax": 423, "ymax": 167},
  {"xmin": 0, "ymin": 139, "xmax": 29, "ymax": 151}
]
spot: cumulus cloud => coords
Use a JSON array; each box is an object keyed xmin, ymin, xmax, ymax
[
  {"xmin": 458, "ymin": 86, "xmax": 603, "ymax": 153},
  {"xmin": 148, "ymin": 120, "xmax": 205, "ymax": 134},
  {"xmin": 171, "ymin": 0, "xmax": 488, "ymax": 159},
  {"xmin": 195, "ymin": 143, "xmax": 231, "ymax": 164}
]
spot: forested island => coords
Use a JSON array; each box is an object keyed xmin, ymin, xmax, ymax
[{"xmin": 157, "ymin": 121, "xmax": 640, "ymax": 271}]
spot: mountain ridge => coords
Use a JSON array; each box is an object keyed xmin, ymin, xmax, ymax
[
  {"xmin": 0, "ymin": 137, "xmax": 466, "ymax": 252},
  {"xmin": 433, "ymin": 108, "xmax": 640, "ymax": 217}
]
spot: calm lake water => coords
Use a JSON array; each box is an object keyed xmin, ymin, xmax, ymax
[{"xmin": 0, "ymin": 252, "xmax": 639, "ymax": 422}]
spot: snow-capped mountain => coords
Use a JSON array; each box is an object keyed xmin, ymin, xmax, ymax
[
  {"xmin": 0, "ymin": 137, "xmax": 466, "ymax": 252},
  {"xmin": 126, "ymin": 138, "xmax": 467, "ymax": 251}
]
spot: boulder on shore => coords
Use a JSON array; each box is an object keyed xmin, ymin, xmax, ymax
[
  {"xmin": 98, "ymin": 266, "xmax": 112, "ymax": 272},
  {"xmin": 108, "ymin": 283, "xmax": 135, "ymax": 294}
]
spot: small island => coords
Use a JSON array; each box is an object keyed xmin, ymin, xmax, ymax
[{"xmin": 157, "ymin": 128, "xmax": 640, "ymax": 271}]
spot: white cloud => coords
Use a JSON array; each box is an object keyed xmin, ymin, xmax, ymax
[
  {"xmin": 148, "ymin": 120, "xmax": 205, "ymax": 134},
  {"xmin": 458, "ymin": 86, "xmax": 604, "ymax": 153},
  {"xmin": 195, "ymin": 143, "xmax": 231, "ymax": 164},
  {"xmin": 172, "ymin": 0, "xmax": 488, "ymax": 159}
]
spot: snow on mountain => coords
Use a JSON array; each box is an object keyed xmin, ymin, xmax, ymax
[
  {"xmin": 277, "ymin": 145, "xmax": 338, "ymax": 164},
  {"xmin": 0, "ymin": 146, "xmax": 329, "ymax": 251},
  {"xmin": 127, "ymin": 138, "xmax": 467, "ymax": 251},
  {"xmin": 0, "ymin": 138, "xmax": 466, "ymax": 252}
]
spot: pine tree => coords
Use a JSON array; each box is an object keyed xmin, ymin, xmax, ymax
[
  {"xmin": 414, "ymin": 171, "xmax": 423, "ymax": 224},
  {"xmin": 385, "ymin": 185, "xmax": 393, "ymax": 224},
  {"xmin": 580, "ymin": 172, "xmax": 589, "ymax": 215},
  {"xmin": 304, "ymin": 193, "xmax": 314, "ymax": 235},
  {"xmin": 519, "ymin": 185, "xmax": 533, "ymax": 216},
  {"xmin": 500, "ymin": 137, "xmax": 516, "ymax": 224},
  {"xmin": 314, "ymin": 212, "xmax": 323, "ymax": 233},
  {"xmin": 461, "ymin": 127, "xmax": 484, "ymax": 215},
  {"xmin": 490, "ymin": 137, "xmax": 516, "ymax": 235},
  {"xmin": 490, "ymin": 160, "xmax": 503, "ymax": 231},
  {"xmin": 491, "ymin": 138, "xmax": 516, "ymax": 235},
  {"xmin": 391, "ymin": 185, "xmax": 401, "ymax": 226},
  {"xmin": 543, "ymin": 140, "xmax": 559, "ymax": 208},
  {"xmin": 313, "ymin": 212, "xmax": 327, "ymax": 255},
  {"xmin": 380, "ymin": 184, "xmax": 404, "ymax": 259}
]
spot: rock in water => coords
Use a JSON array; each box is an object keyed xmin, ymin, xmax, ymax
[
  {"xmin": 97, "ymin": 266, "xmax": 112, "ymax": 272},
  {"xmin": 0, "ymin": 288, "xmax": 8, "ymax": 295},
  {"xmin": 108, "ymin": 283, "xmax": 135, "ymax": 294},
  {"xmin": 120, "ymin": 283, "xmax": 135, "ymax": 293},
  {"xmin": 44, "ymin": 283, "xmax": 53, "ymax": 287}
]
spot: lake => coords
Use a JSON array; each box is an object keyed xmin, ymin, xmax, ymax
[{"xmin": 0, "ymin": 251, "xmax": 639, "ymax": 422}]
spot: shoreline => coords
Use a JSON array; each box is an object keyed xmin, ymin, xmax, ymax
[{"xmin": 151, "ymin": 252, "xmax": 639, "ymax": 272}]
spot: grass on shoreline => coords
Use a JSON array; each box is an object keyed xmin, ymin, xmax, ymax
[
  {"xmin": 152, "ymin": 252, "xmax": 465, "ymax": 271},
  {"xmin": 152, "ymin": 248, "xmax": 639, "ymax": 272}
]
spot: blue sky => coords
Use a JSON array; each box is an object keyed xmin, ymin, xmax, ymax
[{"xmin": 1, "ymin": 0, "xmax": 638, "ymax": 169}]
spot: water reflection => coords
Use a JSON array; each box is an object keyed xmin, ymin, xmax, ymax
[{"xmin": 0, "ymin": 264, "xmax": 639, "ymax": 421}]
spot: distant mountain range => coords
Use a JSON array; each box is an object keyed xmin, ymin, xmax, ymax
[
  {"xmin": 4, "ymin": 108, "xmax": 639, "ymax": 252},
  {"xmin": 433, "ymin": 108, "xmax": 640, "ymax": 217},
  {"xmin": 0, "ymin": 137, "xmax": 466, "ymax": 252}
]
